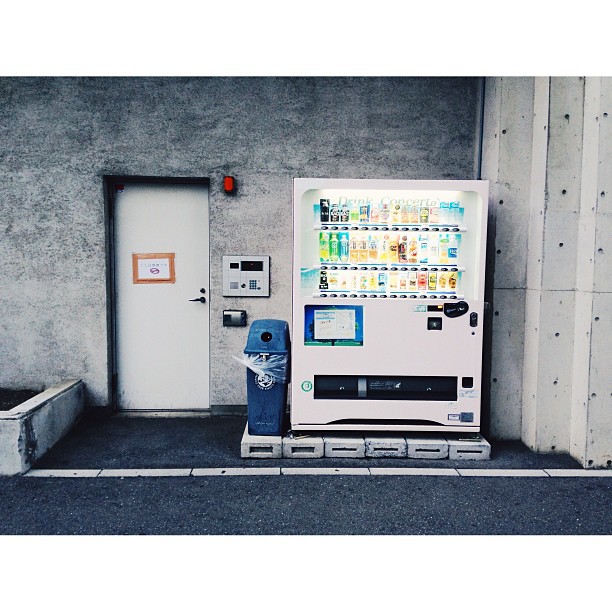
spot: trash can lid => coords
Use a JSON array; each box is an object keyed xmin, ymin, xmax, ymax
[{"xmin": 245, "ymin": 319, "xmax": 290, "ymax": 354}]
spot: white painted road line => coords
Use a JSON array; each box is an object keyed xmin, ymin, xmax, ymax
[
  {"xmin": 282, "ymin": 468, "xmax": 371, "ymax": 475},
  {"xmin": 19, "ymin": 467, "xmax": 612, "ymax": 478},
  {"xmin": 191, "ymin": 468, "xmax": 281, "ymax": 476},
  {"xmin": 457, "ymin": 469, "xmax": 550, "ymax": 477},
  {"xmin": 98, "ymin": 469, "xmax": 192, "ymax": 477},
  {"xmin": 369, "ymin": 468, "xmax": 460, "ymax": 476},
  {"xmin": 545, "ymin": 469, "xmax": 612, "ymax": 477},
  {"xmin": 24, "ymin": 469, "xmax": 102, "ymax": 478}
]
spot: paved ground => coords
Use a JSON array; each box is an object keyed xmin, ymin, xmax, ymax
[{"xmin": 0, "ymin": 415, "xmax": 610, "ymax": 535}]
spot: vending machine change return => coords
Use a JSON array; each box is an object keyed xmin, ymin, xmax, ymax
[{"xmin": 291, "ymin": 178, "xmax": 488, "ymax": 432}]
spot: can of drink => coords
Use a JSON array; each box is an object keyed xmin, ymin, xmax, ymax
[
  {"xmin": 418, "ymin": 271, "xmax": 428, "ymax": 291},
  {"xmin": 428, "ymin": 271, "xmax": 437, "ymax": 291}
]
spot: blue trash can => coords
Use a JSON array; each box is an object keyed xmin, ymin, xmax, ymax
[{"xmin": 245, "ymin": 319, "xmax": 290, "ymax": 436}]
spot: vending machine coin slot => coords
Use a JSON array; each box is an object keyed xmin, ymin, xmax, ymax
[{"xmin": 470, "ymin": 312, "xmax": 478, "ymax": 327}]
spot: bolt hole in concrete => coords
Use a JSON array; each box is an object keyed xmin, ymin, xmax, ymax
[
  {"xmin": 559, "ymin": 243, "xmax": 564, "ymax": 247},
  {"xmin": 601, "ymin": 192, "xmax": 606, "ymax": 197},
  {"xmin": 589, "ymin": 460, "xmax": 594, "ymax": 466},
  {"xmin": 591, "ymin": 393, "xmax": 597, "ymax": 398},
  {"xmin": 499, "ymin": 199, "xmax": 503, "ymax": 205},
  {"xmin": 595, "ymin": 317, "xmax": 600, "ymax": 321},
  {"xmin": 496, "ymin": 249, "xmax": 501, "ymax": 254},
  {"xmin": 598, "ymin": 248, "xmax": 604, "ymax": 253},
  {"xmin": 562, "ymin": 189, "xmax": 567, "ymax": 194},
  {"xmin": 553, "ymin": 381, "xmax": 558, "ymax": 385},
  {"xmin": 493, "ymin": 378, "xmax": 498, "ymax": 383},
  {"xmin": 494, "ymin": 311, "xmax": 499, "ymax": 316},
  {"xmin": 555, "ymin": 332, "xmax": 560, "ymax": 337},
  {"xmin": 502, "ymin": 129, "xmax": 507, "ymax": 134},
  {"xmin": 565, "ymin": 114, "xmax": 570, "ymax": 119},
  {"xmin": 608, "ymin": 460, "xmax": 612, "ymax": 467},
  {"xmin": 552, "ymin": 445, "xmax": 556, "ymax": 450}
]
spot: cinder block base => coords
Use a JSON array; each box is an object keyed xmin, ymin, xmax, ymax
[
  {"xmin": 365, "ymin": 437, "xmax": 407, "ymax": 458},
  {"xmin": 448, "ymin": 435, "xmax": 491, "ymax": 461},
  {"xmin": 324, "ymin": 437, "xmax": 366, "ymax": 458},
  {"xmin": 406, "ymin": 437, "xmax": 449, "ymax": 459},
  {"xmin": 283, "ymin": 435, "xmax": 325, "ymax": 459},
  {"xmin": 240, "ymin": 425, "xmax": 282, "ymax": 459}
]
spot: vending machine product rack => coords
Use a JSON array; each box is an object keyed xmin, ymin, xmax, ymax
[{"xmin": 291, "ymin": 178, "xmax": 489, "ymax": 433}]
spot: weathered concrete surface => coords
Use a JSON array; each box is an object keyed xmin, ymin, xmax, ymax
[
  {"xmin": 483, "ymin": 76, "xmax": 612, "ymax": 467},
  {"xmin": 0, "ymin": 77, "xmax": 482, "ymax": 408},
  {"xmin": 0, "ymin": 379, "xmax": 84, "ymax": 475}
]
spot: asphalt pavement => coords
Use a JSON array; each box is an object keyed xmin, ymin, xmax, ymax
[{"xmin": 0, "ymin": 415, "xmax": 610, "ymax": 535}]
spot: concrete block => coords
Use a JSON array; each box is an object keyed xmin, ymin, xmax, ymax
[
  {"xmin": 406, "ymin": 437, "xmax": 448, "ymax": 459},
  {"xmin": 365, "ymin": 437, "xmax": 407, "ymax": 458},
  {"xmin": 324, "ymin": 437, "xmax": 366, "ymax": 458},
  {"xmin": 99, "ymin": 469, "xmax": 192, "ymax": 477},
  {"xmin": 24, "ymin": 469, "xmax": 101, "ymax": 478},
  {"xmin": 283, "ymin": 435, "xmax": 324, "ymax": 459},
  {"xmin": 241, "ymin": 425, "xmax": 282, "ymax": 459},
  {"xmin": 448, "ymin": 435, "xmax": 491, "ymax": 460},
  {"xmin": 457, "ymin": 469, "xmax": 548, "ymax": 477}
]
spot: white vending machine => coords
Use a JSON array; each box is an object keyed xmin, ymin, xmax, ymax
[{"xmin": 291, "ymin": 178, "xmax": 489, "ymax": 433}]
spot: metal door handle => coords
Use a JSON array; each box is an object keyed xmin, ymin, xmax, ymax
[{"xmin": 189, "ymin": 297, "xmax": 207, "ymax": 303}]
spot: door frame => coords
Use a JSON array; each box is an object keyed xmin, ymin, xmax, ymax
[{"xmin": 103, "ymin": 175, "xmax": 211, "ymax": 412}]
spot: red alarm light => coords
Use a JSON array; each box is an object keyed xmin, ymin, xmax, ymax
[{"xmin": 223, "ymin": 176, "xmax": 235, "ymax": 193}]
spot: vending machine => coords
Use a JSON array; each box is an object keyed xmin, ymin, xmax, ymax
[{"xmin": 291, "ymin": 178, "xmax": 489, "ymax": 432}]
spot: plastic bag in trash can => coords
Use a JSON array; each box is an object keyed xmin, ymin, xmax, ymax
[{"xmin": 232, "ymin": 353, "xmax": 289, "ymax": 384}]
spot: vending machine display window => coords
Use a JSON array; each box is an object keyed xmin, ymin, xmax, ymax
[{"xmin": 304, "ymin": 305, "xmax": 364, "ymax": 346}]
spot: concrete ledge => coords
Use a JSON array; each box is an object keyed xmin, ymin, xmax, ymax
[{"xmin": 0, "ymin": 380, "xmax": 84, "ymax": 476}]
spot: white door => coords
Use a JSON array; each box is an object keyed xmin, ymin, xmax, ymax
[{"xmin": 113, "ymin": 182, "xmax": 210, "ymax": 411}]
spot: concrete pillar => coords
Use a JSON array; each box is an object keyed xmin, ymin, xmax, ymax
[{"xmin": 483, "ymin": 76, "xmax": 611, "ymax": 468}]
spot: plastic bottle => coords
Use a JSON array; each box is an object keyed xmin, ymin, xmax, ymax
[
  {"xmin": 380, "ymin": 201, "xmax": 390, "ymax": 223},
  {"xmin": 379, "ymin": 234, "xmax": 389, "ymax": 263},
  {"xmin": 409, "ymin": 203, "xmax": 419, "ymax": 224},
  {"xmin": 320, "ymin": 199, "xmax": 330, "ymax": 223},
  {"xmin": 448, "ymin": 234, "xmax": 459, "ymax": 260},
  {"xmin": 408, "ymin": 271, "xmax": 418, "ymax": 291},
  {"xmin": 439, "ymin": 201, "xmax": 449, "ymax": 225},
  {"xmin": 419, "ymin": 203, "xmax": 430, "ymax": 225},
  {"xmin": 378, "ymin": 272, "xmax": 388, "ymax": 292},
  {"xmin": 349, "ymin": 232, "xmax": 359, "ymax": 263},
  {"xmin": 428, "ymin": 271, "xmax": 438, "ymax": 291},
  {"xmin": 418, "ymin": 271, "xmax": 428, "ymax": 291},
  {"xmin": 370, "ymin": 202, "xmax": 380, "ymax": 223},
  {"xmin": 359, "ymin": 203, "xmax": 370, "ymax": 223},
  {"xmin": 419, "ymin": 234, "xmax": 428, "ymax": 264},
  {"xmin": 400, "ymin": 202, "xmax": 410, "ymax": 223},
  {"xmin": 429, "ymin": 202, "xmax": 439, "ymax": 224},
  {"xmin": 387, "ymin": 233, "xmax": 399, "ymax": 263},
  {"xmin": 428, "ymin": 234, "xmax": 439, "ymax": 264},
  {"xmin": 329, "ymin": 232, "xmax": 339, "ymax": 262},
  {"xmin": 349, "ymin": 201, "xmax": 360, "ymax": 223},
  {"xmin": 339, "ymin": 232, "xmax": 350, "ymax": 262},
  {"xmin": 389, "ymin": 271, "xmax": 399, "ymax": 291},
  {"xmin": 368, "ymin": 234, "xmax": 379, "ymax": 263},
  {"xmin": 340, "ymin": 203, "xmax": 350, "ymax": 223},
  {"xmin": 358, "ymin": 233, "xmax": 369, "ymax": 263},
  {"xmin": 330, "ymin": 201, "xmax": 340, "ymax": 223},
  {"xmin": 319, "ymin": 231, "xmax": 330, "ymax": 262},
  {"xmin": 391, "ymin": 201, "xmax": 402, "ymax": 223},
  {"xmin": 439, "ymin": 234, "xmax": 449, "ymax": 264},
  {"xmin": 408, "ymin": 236, "xmax": 418, "ymax": 264},
  {"xmin": 398, "ymin": 234, "xmax": 409, "ymax": 264},
  {"xmin": 399, "ymin": 272, "xmax": 407, "ymax": 291},
  {"xmin": 449, "ymin": 201, "xmax": 460, "ymax": 226}
]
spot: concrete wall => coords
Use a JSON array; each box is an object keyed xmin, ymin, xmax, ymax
[
  {"xmin": 481, "ymin": 76, "xmax": 611, "ymax": 467},
  {"xmin": 0, "ymin": 77, "xmax": 482, "ymax": 407}
]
